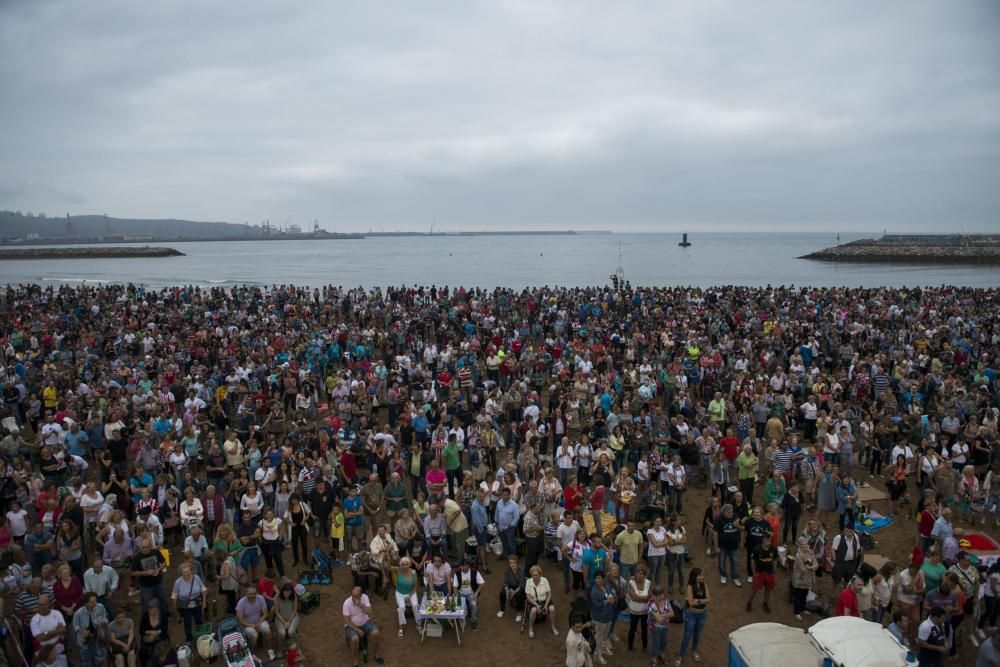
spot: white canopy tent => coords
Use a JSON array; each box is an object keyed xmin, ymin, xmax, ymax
[
  {"xmin": 808, "ymin": 616, "xmax": 911, "ymax": 667},
  {"xmin": 727, "ymin": 622, "xmax": 826, "ymax": 667}
]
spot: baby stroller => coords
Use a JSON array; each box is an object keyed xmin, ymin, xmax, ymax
[{"xmin": 218, "ymin": 616, "xmax": 262, "ymax": 667}]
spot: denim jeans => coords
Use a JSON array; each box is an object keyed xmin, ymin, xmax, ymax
[
  {"xmin": 619, "ymin": 562, "xmax": 636, "ymax": 582},
  {"xmin": 679, "ymin": 609, "xmax": 707, "ymax": 657},
  {"xmin": 647, "ymin": 555, "xmax": 665, "ymax": 585},
  {"xmin": 665, "ymin": 551, "xmax": 685, "ymax": 590},
  {"xmin": 649, "ymin": 625, "xmax": 668, "ymax": 659},
  {"xmin": 499, "ymin": 527, "xmax": 517, "ymax": 557},
  {"xmin": 461, "ymin": 591, "xmax": 479, "ymax": 624},
  {"xmin": 718, "ymin": 548, "xmax": 739, "ymax": 580}
]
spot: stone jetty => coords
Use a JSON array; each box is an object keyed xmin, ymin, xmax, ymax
[
  {"xmin": 801, "ymin": 234, "xmax": 1000, "ymax": 264},
  {"xmin": 0, "ymin": 246, "xmax": 184, "ymax": 260}
]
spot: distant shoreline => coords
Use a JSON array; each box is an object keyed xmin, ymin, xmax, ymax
[
  {"xmin": 0, "ymin": 229, "xmax": 614, "ymax": 245},
  {"xmin": 0, "ymin": 246, "xmax": 184, "ymax": 260}
]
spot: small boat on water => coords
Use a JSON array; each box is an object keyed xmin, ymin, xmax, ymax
[{"xmin": 678, "ymin": 232, "xmax": 692, "ymax": 247}]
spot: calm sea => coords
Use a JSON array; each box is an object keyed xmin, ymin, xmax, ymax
[{"xmin": 3, "ymin": 233, "xmax": 999, "ymax": 290}]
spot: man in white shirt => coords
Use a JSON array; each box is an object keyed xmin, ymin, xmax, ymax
[
  {"xmin": 556, "ymin": 510, "xmax": 581, "ymax": 593},
  {"xmin": 40, "ymin": 414, "xmax": 64, "ymax": 448},
  {"xmin": 30, "ymin": 596, "xmax": 66, "ymax": 664},
  {"xmin": 83, "ymin": 557, "xmax": 120, "ymax": 616}
]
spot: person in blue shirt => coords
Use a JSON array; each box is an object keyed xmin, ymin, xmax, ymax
[
  {"xmin": 582, "ymin": 533, "xmax": 608, "ymax": 585},
  {"xmin": 412, "ymin": 411, "xmax": 429, "ymax": 446},
  {"xmin": 84, "ymin": 417, "xmax": 105, "ymax": 451},
  {"xmin": 129, "ymin": 466, "xmax": 154, "ymax": 503},
  {"xmin": 342, "ymin": 486, "xmax": 365, "ymax": 552},
  {"xmin": 493, "ymin": 488, "xmax": 520, "ymax": 558},
  {"xmin": 66, "ymin": 422, "xmax": 90, "ymax": 458}
]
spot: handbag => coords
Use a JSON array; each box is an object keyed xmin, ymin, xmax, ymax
[{"xmin": 177, "ymin": 579, "xmax": 199, "ymax": 609}]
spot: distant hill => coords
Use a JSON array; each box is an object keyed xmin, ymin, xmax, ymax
[{"xmin": 0, "ymin": 211, "xmax": 265, "ymax": 240}]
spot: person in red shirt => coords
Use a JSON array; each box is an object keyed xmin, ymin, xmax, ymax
[
  {"xmin": 835, "ymin": 576, "xmax": 864, "ymax": 617},
  {"xmin": 720, "ymin": 427, "xmax": 741, "ymax": 467},
  {"xmin": 589, "ymin": 485, "xmax": 606, "ymax": 537},
  {"xmin": 340, "ymin": 447, "xmax": 358, "ymax": 485},
  {"xmin": 563, "ymin": 477, "xmax": 584, "ymax": 514},
  {"xmin": 918, "ymin": 498, "xmax": 937, "ymax": 554}
]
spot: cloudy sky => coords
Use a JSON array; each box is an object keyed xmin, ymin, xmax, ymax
[{"xmin": 1, "ymin": 1, "xmax": 998, "ymax": 232}]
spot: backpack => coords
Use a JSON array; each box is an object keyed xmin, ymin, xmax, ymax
[{"xmin": 220, "ymin": 555, "xmax": 248, "ymax": 590}]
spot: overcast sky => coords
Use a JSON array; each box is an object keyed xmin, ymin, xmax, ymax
[{"xmin": 1, "ymin": 1, "xmax": 999, "ymax": 232}]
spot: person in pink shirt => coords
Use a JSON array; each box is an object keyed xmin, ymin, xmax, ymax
[
  {"xmin": 343, "ymin": 586, "xmax": 384, "ymax": 665},
  {"xmin": 425, "ymin": 460, "xmax": 447, "ymax": 498}
]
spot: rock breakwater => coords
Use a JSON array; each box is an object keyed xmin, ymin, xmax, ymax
[
  {"xmin": 800, "ymin": 235, "xmax": 1000, "ymax": 264},
  {"xmin": 0, "ymin": 246, "xmax": 185, "ymax": 260}
]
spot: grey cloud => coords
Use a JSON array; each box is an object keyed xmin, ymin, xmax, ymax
[{"xmin": 0, "ymin": 0, "xmax": 998, "ymax": 231}]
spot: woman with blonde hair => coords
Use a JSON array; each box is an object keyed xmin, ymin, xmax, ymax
[{"xmin": 391, "ymin": 556, "xmax": 420, "ymax": 638}]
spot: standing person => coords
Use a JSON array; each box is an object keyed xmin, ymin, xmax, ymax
[
  {"xmin": 589, "ymin": 572, "xmax": 616, "ymax": 665},
  {"xmin": 443, "ymin": 434, "xmax": 463, "ymax": 497},
  {"xmin": 626, "ymin": 564, "xmax": 651, "ymax": 653},
  {"xmin": 566, "ymin": 616, "xmax": 593, "ymax": 667},
  {"xmin": 917, "ymin": 606, "xmax": 948, "ymax": 667},
  {"xmin": 557, "ymin": 511, "xmax": 583, "ymax": 593},
  {"xmin": 664, "ymin": 514, "xmax": 687, "ymax": 595},
  {"xmin": 743, "ymin": 507, "xmax": 770, "ymax": 584},
  {"xmin": 523, "ymin": 500, "xmax": 545, "ymax": 572},
  {"xmin": 494, "ymin": 488, "xmax": 520, "ymax": 559},
  {"xmin": 781, "ymin": 481, "xmax": 804, "ymax": 545},
  {"xmin": 830, "ymin": 526, "xmax": 862, "ymax": 589},
  {"xmin": 897, "ymin": 549, "xmax": 928, "ymax": 645},
  {"xmin": 259, "ymin": 508, "xmax": 286, "ymax": 577},
  {"xmin": 31, "ymin": 596, "xmax": 67, "ymax": 667},
  {"xmin": 677, "ymin": 568, "xmax": 710, "ymax": 666},
  {"xmin": 744, "ymin": 529, "xmax": 777, "ymax": 614},
  {"xmin": 737, "ymin": 444, "xmax": 758, "ymax": 503},
  {"xmin": 285, "ymin": 494, "xmax": 311, "ymax": 568},
  {"xmin": 647, "ymin": 585, "xmax": 672, "ymax": 667},
  {"xmin": 73, "ymin": 592, "xmax": 109, "ymax": 667},
  {"xmin": 836, "ymin": 473, "xmax": 859, "ymax": 532},
  {"xmin": 790, "ymin": 537, "xmax": 819, "ymax": 620},
  {"xmin": 131, "ymin": 539, "xmax": 167, "ymax": 616},
  {"xmin": 83, "ymin": 557, "xmax": 119, "ymax": 619},
  {"xmin": 714, "ymin": 504, "xmax": 742, "ymax": 586},
  {"xmin": 835, "ymin": 575, "xmax": 864, "ymax": 617},
  {"xmin": 614, "ymin": 520, "xmax": 643, "ymax": 582},
  {"xmin": 170, "ymin": 562, "xmax": 207, "ymax": 644},
  {"xmin": 646, "ymin": 516, "xmax": 668, "ymax": 587},
  {"xmin": 342, "ymin": 586, "xmax": 384, "ymax": 666}
]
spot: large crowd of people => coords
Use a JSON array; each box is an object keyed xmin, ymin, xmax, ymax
[{"xmin": 0, "ymin": 281, "xmax": 998, "ymax": 667}]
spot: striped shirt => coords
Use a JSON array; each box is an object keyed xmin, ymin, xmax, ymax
[{"xmin": 770, "ymin": 447, "xmax": 794, "ymax": 474}]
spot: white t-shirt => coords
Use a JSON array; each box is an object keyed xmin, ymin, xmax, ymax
[
  {"xmin": 30, "ymin": 611, "xmax": 65, "ymax": 649},
  {"xmin": 6, "ymin": 509, "xmax": 28, "ymax": 537},
  {"xmin": 557, "ymin": 521, "xmax": 581, "ymax": 550},
  {"xmin": 666, "ymin": 527, "xmax": 686, "ymax": 555},
  {"xmin": 260, "ymin": 517, "xmax": 282, "ymax": 541},
  {"xmin": 646, "ymin": 526, "xmax": 667, "ymax": 558},
  {"xmin": 627, "ymin": 577, "xmax": 651, "ymax": 614},
  {"xmin": 79, "ymin": 493, "xmax": 105, "ymax": 524}
]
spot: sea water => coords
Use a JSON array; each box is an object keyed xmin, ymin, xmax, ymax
[{"xmin": 3, "ymin": 233, "xmax": 999, "ymax": 289}]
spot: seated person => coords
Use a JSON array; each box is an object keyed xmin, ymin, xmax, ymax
[
  {"xmin": 236, "ymin": 586, "xmax": 272, "ymax": 648},
  {"xmin": 349, "ymin": 549, "xmax": 384, "ymax": 596}
]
